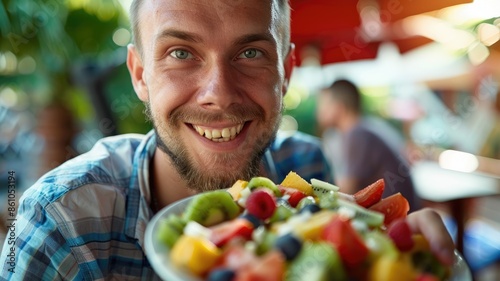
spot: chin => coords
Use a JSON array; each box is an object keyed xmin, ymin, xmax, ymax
[{"xmin": 187, "ymin": 155, "xmax": 260, "ymax": 192}]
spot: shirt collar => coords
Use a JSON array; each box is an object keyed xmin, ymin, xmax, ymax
[{"xmin": 124, "ymin": 130, "xmax": 157, "ymax": 249}]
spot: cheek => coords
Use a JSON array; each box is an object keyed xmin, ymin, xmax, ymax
[
  {"xmin": 261, "ymin": 88, "xmax": 282, "ymax": 118},
  {"xmin": 241, "ymin": 74, "xmax": 282, "ymax": 114},
  {"xmin": 146, "ymin": 69, "xmax": 195, "ymax": 112}
]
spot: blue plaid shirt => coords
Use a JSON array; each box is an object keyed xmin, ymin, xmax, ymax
[{"xmin": 1, "ymin": 130, "xmax": 332, "ymax": 280}]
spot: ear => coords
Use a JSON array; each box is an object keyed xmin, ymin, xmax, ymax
[
  {"xmin": 282, "ymin": 43, "xmax": 296, "ymax": 96},
  {"xmin": 127, "ymin": 44, "xmax": 148, "ymax": 102}
]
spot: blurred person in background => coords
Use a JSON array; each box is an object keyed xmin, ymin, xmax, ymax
[{"xmin": 317, "ymin": 79, "xmax": 422, "ymax": 211}]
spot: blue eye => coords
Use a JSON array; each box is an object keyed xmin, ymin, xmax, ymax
[
  {"xmin": 170, "ymin": 49, "xmax": 194, "ymax": 59},
  {"xmin": 239, "ymin": 48, "xmax": 262, "ymax": 59}
]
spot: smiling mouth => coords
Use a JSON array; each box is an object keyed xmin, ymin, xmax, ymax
[{"xmin": 192, "ymin": 123, "xmax": 244, "ymax": 142}]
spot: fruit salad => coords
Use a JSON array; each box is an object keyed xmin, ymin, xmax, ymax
[{"xmin": 156, "ymin": 172, "xmax": 450, "ymax": 281}]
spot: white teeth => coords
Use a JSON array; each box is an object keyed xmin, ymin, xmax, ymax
[
  {"xmin": 204, "ymin": 130, "xmax": 212, "ymax": 139},
  {"xmin": 193, "ymin": 124, "xmax": 244, "ymax": 142},
  {"xmin": 196, "ymin": 127, "xmax": 204, "ymax": 135},
  {"xmin": 212, "ymin": 129, "xmax": 222, "ymax": 138}
]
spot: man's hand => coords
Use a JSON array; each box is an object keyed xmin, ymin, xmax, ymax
[{"xmin": 406, "ymin": 208, "xmax": 455, "ymax": 265}]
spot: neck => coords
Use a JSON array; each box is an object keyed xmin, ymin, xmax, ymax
[
  {"xmin": 150, "ymin": 148, "xmax": 196, "ymax": 211},
  {"xmin": 149, "ymin": 148, "xmax": 272, "ymax": 212}
]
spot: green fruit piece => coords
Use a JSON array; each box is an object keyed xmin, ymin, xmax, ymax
[
  {"xmin": 318, "ymin": 191, "xmax": 339, "ymax": 209},
  {"xmin": 157, "ymin": 214, "xmax": 186, "ymax": 249},
  {"xmin": 285, "ymin": 242, "xmax": 347, "ymax": 281},
  {"xmin": 269, "ymin": 203, "xmax": 295, "ymax": 223},
  {"xmin": 247, "ymin": 176, "xmax": 282, "ymax": 197},
  {"xmin": 364, "ymin": 230, "xmax": 399, "ymax": 261},
  {"xmin": 256, "ymin": 230, "xmax": 278, "ymax": 255},
  {"xmin": 166, "ymin": 213, "xmax": 187, "ymax": 232},
  {"xmin": 311, "ymin": 178, "xmax": 339, "ymax": 198},
  {"xmin": 411, "ymin": 251, "xmax": 450, "ymax": 280},
  {"xmin": 296, "ymin": 196, "xmax": 316, "ymax": 210},
  {"xmin": 336, "ymin": 199, "xmax": 384, "ymax": 227},
  {"xmin": 182, "ymin": 190, "xmax": 240, "ymax": 227}
]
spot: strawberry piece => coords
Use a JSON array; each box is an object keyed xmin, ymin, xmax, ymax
[
  {"xmin": 278, "ymin": 186, "xmax": 307, "ymax": 207},
  {"xmin": 353, "ymin": 179, "xmax": 385, "ymax": 208},
  {"xmin": 209, "ymin": 218, "xmax": 254, "ymax": 247},
  {"xmin": 246, "ymin": 189, "xmax": 276, "ymax": 220},
  {"xmin": 369, "ymin": 193, "xmax": 410, "ymax": 226},
  {"xmin": 321, "ymin": 215, "xmax": 369, "ymax": 268},
  {"xmin": 217, "ymin": 243, "xmax": 258, "ymax": 271},
  {"xmin": 387, "ymin": 218, "xmax": 414, "ymax": 252},
  {"xmin": 235, "ymin": 250, "xmax": 286, "ymax": 281}
]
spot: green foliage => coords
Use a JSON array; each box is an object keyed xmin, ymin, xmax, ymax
[
  {"xmin": 0, "ymin": 0, "xmax": 143, "ymax": 135},
  {"xmin": 284, "ymin": 95, "xmax": 319, "ymax": 137}
]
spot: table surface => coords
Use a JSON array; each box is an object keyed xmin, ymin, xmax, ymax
[{"xmin": 411, "ymin": 161, "xmax": 500, "ymax": 202}]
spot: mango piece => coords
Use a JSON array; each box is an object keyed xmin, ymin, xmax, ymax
[
  {"xmin": 410, "ymin": 234, "xmax": 431, "ymax": 253},
  {"xmin": 280, "ymin": 171, "xmax": 314, "ymax": 196},
  {"xmin": 367, "ymin": 255, "xmax": 416, "ymax": 281},
  {"xmin": 170, "ymin": 235, "xmax": 221, "ymax": 276},
  {"xmin": 227, "ymin": 180, "xmax": 248, "ymax": 200},
  {"xmin": 293, "ymin": 210, "xmax": 336, "ymax": 241}
]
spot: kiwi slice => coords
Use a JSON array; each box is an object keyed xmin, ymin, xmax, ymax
[
  {"xmin": 311, "ymin": 178, "xmax": 339, "ymax": 198},
  {"xmin": 335, "ymin": 199, "xmax": 384, "ymax": 227},
  {"xmin": 182, "ymin": 190, "xmax": 240, "ymax": 227},
  {"xmin": 246, "ymin": 176, "xmax": 282, "ymax": 197},
  {"xmin": 157, "ymin": 214, "xmax": 187, "ymax": 249},
  {"xmin": 286, "ymin": 242, "xmax": 347, "ymax": 281},
  {"xmin": 318, "ymin": 191, "xmax": 340, "ymax": 209}
]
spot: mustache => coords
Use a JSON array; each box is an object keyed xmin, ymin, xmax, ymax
[{"xmin": 168, "ymin": 103, "xmax": 267, "ymax": 126}]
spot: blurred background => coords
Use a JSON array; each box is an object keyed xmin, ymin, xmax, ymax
[{"xmin": 1, "ymin": 0, "xmax": 500, "ymax": 279}]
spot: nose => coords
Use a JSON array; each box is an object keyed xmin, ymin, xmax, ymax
[{"xmin": 197, "ymin": 60, "xmax": 243, "ymax": 110}]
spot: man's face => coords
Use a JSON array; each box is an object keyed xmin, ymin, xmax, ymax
[
  {"xmin": 128, "ymin": 0, "xmax": 291, "ymax": 192},
  {"xmin": 316, "ymin": 89, "xmax": 343, "ymax": 129}
]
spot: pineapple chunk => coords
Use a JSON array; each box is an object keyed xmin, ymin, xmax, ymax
[
  {"xmin": 227, "ymin": 180, "xmax": 248, "ymax": 200},
  {"xmin": 280, "ymin": 171, "xmax": 314, "ymax": 196},
  {"xmin": 170, "ymin": 235, "xmax": 221, "ymax": 276}
]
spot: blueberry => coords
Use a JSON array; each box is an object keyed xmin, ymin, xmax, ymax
[
  {"xmin": 299, "ymin": 203, "xmax": 321, "ymax": 214},
  {"xmin": 207, "ymin": 268, "xmax": 236, "ymax": 281},
  {"xmin": 273, "ymin": 233, "xmax": 302, "ymax": 260},
  {"xmin": 240, "ymin": 213, "xmax": 262, "ymax": 228}
]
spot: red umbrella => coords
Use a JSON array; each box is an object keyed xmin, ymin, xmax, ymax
[{"xmin": 290, "ymin": 0, "xmax": 473, "ymax": 65}]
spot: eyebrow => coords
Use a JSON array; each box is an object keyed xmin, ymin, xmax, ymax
[
  {"xmin": 234, "ymin": 33, "xmax": 276, "ymax": 46},
  {"xmin": 154, "ymin": 29, "xmax": 202, "ymax": 45}
]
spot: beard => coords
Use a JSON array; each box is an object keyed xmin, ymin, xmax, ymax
[{"xmin": 145, "ymin": 101, "xmax": 282, "ymax": 193}]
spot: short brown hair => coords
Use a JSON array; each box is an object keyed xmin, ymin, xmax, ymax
[{"xmin": 325, "ymin": 79, "xmax": 362, "ymax": 113}]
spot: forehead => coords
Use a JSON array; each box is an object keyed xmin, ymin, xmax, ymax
[{"xmin": 138, "ymin": 0, "xmax": 278, "ymax": 48}]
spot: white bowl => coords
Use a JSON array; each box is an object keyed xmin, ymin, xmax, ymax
[
  {"xmin": 145, "ymin": 196, "xmax": 201, "ymax": 281},
  {"xmin": 145, "ymin": 195, "xmax": 472, "ymax": 281}
]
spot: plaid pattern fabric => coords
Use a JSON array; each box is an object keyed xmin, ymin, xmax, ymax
[{"xmin": 1, "ymin": 130, "xmax": 331, "ymax": 280}]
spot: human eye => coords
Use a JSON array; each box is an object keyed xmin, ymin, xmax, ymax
[
  {"xmin": 169, "ymin": 49, "xmax": 195, "ymax": 60},
  {"xmin": 237, "ymin": 48, "xmax": 263, "ymax": 59}
]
